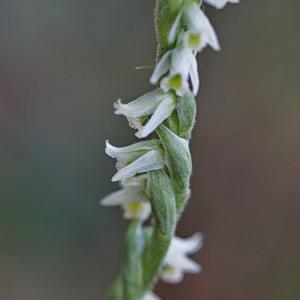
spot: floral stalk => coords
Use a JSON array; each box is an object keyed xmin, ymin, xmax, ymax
[{"xmin": 101, "ymin": 1, "xmax": 239, "ymax": 299}]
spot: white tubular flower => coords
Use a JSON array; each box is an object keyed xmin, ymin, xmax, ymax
[
  {"xmin": 142, "ymin": 292, "xmax": 161, "ymax": 300},
  {"xmin": 204, "ymin": 0, "xmax": 239, "ymax": 9},
  {"xmin": 105, "ymin": 140, "xmax": 165, "ymax": 182},
  {"xmin": 114, "ymin": 89, "xmax": 176, "ymax": 138},
  {"xmin": 100, "ymin": 176, "xmax": 151, "ymax": 221},
  {"xmin": 151, "ymin": 47, "xmax": 199, "ymax": 96},
  {"xmin": 161, "ymin": 233, "xmax": 203, "ymax": 284},
  {"xmin": 183, "ymin": 2, "xmax": 220, "ymax": 52}
]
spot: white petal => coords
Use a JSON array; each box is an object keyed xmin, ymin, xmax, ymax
[
  {"xmin": 114, "ymin": 89, "xmax": 166, "ymax": 118},
  {"xmin": 204, "ymin": 0, "xmax": 239, "ymax": 9},
  {"xmin": 205, "ymin": 21, "xmax": 221, "ymax": 51},
  {"xmin": 189, "ymin": 56, "xmax": 200, "ymax": 95},
  {"xmin": 105, "ymin": 140, "xmax": 160, "ymax": 162},
  {"xmin": 136, "ymin": 94, "xmax": 176, "ymax": 138},
  {"xmin": 100, "ymin": 187, "xmax": 147, "ymax": 206},
  {"xmin": 173, "ymin": 233, "xmax": 204, "ymax": 254},
  {"xmin": 112, "ymin": 150, "xmax": 164, "ymax": 182},
  {"xmin": 168, "ymin": 12, "xmax": 183, "ymax": 44},
  {"xmin": 150, "ymin": 51, "xmax": 171, "ymax": 84},
  {"xmin": 174, "ymin": 255, "xmax": 202, "ymax": 273},
  {"xmin": 169, "ymin": 47, "xmax": 193, "ymax": 77},
  {"xmin": 142, "ymin": 292, "xmax": 161, "ymax": 300},
  {"xmin": 164, "ymin": 247, "xmax": 201, "ymax": 274},
  {"xmin": 184, "ymin": 2, "xmax": 207, "ymax": 33}
]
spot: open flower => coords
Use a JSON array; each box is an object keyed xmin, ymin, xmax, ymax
[
  {"xmin": 160, "ymin": 233, "xmax": 203, "ymax": 284},
  {"xmin": 167, "ymin": 2, "xmax": 220, "ymax": 52},
  {"xmin": 204, "ymin": 0, "xmax": 239, "ymax": 9},
  {"xmin": 114, "ymin": 89, "xmax": 176, "ymax": 138},
  {"xmin": 183, "ymin": 2, "xmax": 220, "ymax": 52},
  {"xmin": 100, "ymin": 175, "xmax": 151, "ymax": 221},
  {"xmin": 150, "ymin": 47, "xmax": 199, "ymax": 96},
  {"xmin": 105, "ymin": 140, "xmax": 165, "ymax": 182}
]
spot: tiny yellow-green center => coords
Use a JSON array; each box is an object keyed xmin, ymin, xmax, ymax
[
  {"xmin": 128, "ymin": 201, "xmax": 144, "ymax": 216},
  {"xmin": 163, "ymin": 265, "xmax": 176, "ymax": 276},
  {"xmin": 169, "ymin": 74, "xmax": 182, "ymax": 90},
  {"xmin": 188, "ymin": 33, "xmax": 201, "ymax": 49}
]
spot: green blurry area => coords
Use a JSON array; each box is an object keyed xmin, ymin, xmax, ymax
[{"xmin": 0, "ymin": 1, "xmax": 299, "ymax": 300}]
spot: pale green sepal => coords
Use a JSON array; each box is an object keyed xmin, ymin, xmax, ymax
[
  {"xmin": 176, "ymin": 90, "xmax": 197, "ymax": 139},
  {"xmin": 148, "ymin": 170, "xmax": 176, "ymax": 235},
  {"xmin": 122, "ymin": 220, "xmax": 144, "ymax": 300}
]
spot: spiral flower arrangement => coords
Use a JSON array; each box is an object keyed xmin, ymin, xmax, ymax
[{"xmin": 101, "ymin": 1, "xmax": 239, "ymax": 299}]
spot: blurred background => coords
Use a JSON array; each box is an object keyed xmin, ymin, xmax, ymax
[{"xmin": 0, "ymin": 1, "xmax": 299, "ymax": 299}]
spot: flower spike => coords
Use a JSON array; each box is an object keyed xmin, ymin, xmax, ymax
[{"xmin": 103, "ymin": 1, "xmax": 239, "ymax": 298}]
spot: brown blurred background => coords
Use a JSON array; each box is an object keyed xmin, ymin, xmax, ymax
[{"xmin": 0, "ymin": 1, "xmax": 299, "ymax": 299}]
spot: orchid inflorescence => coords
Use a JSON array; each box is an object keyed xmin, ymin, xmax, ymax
[{"xmin": 101, "ymin": 1, "xmax": 239, "ymax": 299}]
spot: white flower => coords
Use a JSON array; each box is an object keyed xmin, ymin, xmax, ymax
[
  {"xmin": 142, "ymin": 292, "xmax": 161, "ymax": 300},
  {"xmin": 114, "ymin": 89, "xmax": 176, "ymax": 138},
  {"xmin": 161, "ymin": 233, "xmax": 203, "ymax": 284},
  {"xmin": 204, "ymin": 0, "xmax": 239, "ymax": 9},
  {"xmin": 100, "ymin": 175, "xmax": 151, "ymax": 221},
  {"xmin": 183, "ymin": 2, "xmax": 220, "ymax": 51},
  {"xmin": 105, "ymin": 140, "xmax": 165, "ymax": 182},
  {"xmin": 150, "ymin": 47, "xmax": 199, "ymax": 96}
]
